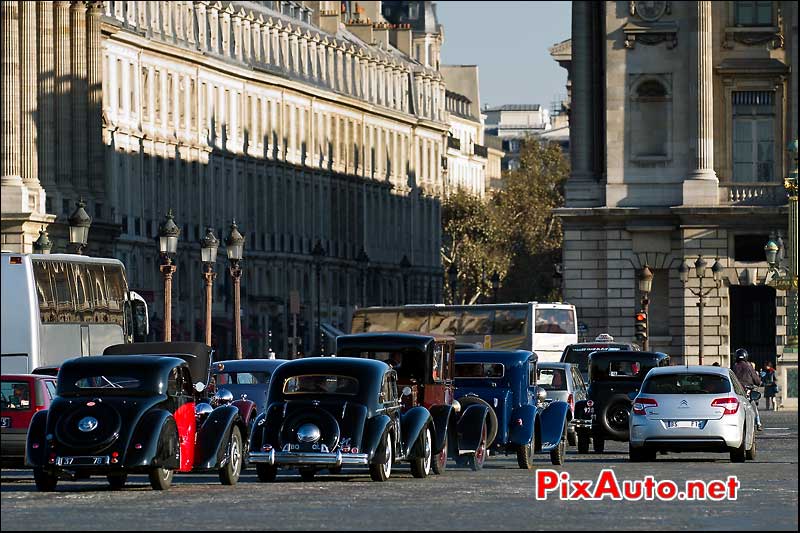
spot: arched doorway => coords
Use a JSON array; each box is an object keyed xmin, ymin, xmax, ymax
[{"xmin": 729, "ymin": 285, "xmax": 776, "ymax": 370}]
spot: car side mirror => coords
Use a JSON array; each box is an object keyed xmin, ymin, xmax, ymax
[
  {"xmin": 195, "ymin": 382, "xmax": 206, "ymax": 393},
  {"xmin": 401, "ymin": 386, "xmax": 412, "ymax": 397}
]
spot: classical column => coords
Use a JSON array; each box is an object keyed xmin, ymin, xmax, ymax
[
  {"xmin": 54, "ymin": 1, "xmax": 72, "ymax": 190},
  {"xmin": 87, "ymin": 1, "xmax": 104, "ymax": 199},
  {"xmin": 2, "ymin": 0, "xmax": 22, "ymax": 188},
  {"xmin": 19, "ymin": 1, "xmax": 39, "ymax": 195},
  {"xmin": 71, "ymin": 1, "xmax": 89, "ymax": 192},
  {"xmin": 37, "ymin": 1, "xmax": 55, "ymax": 190},
  {"xmin": 684, "ymin": 0, "xmax": 719, "ymax": 205}
]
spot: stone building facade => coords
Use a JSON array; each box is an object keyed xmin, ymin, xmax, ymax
[
  {"xmin": 484, "ymin": 104, "xmax": 552, "ymax": 170},
  {"xmin": 557, "ymin": 1, "xmax": 797, "ymax": 405},
  {"xmin": 1, "ymin": 0, "xmax": 452, "ymax": 357}
]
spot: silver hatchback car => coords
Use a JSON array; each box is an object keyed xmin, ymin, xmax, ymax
[{"xmin": 629, "ymin": 366, "xmax": 757, "ymax": 462}]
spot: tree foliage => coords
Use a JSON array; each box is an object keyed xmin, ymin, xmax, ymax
[{"xmin": 442, "ymin": 137, "xmax": 569, "ymax": 304}]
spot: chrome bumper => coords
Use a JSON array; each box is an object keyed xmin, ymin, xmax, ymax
[{"xmin": 248, "ymin": 450, "xmax": 369, "ymax": 467}]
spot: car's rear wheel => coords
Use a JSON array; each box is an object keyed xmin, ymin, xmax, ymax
[
  {"xmin": 219, "ymin": 426, "xmax": 242, "ymax": 485},
  {"xmin": 746, "ymin": 432, "xmax": 757, "ymax": 460},
  {"xmin": 148, "ymin": 466, "xmax": 174, "ymax": 490},
  {"xmin": 432, "ymin": 431, "xmax": 447, "ymax": 475},
  {"xmin": 549, "ymin": 424, "xmax": 567, "ymax": 465},
  {"xmin": 410, "ymin": 427, "xmax": 432, "ymax": 478},
  {"xmin": 516, "ymin": 442, "xmax": 534, "ymax": 469},
  {"xmin": 369, "ymin": 431, "xmax": 393, "ymax": 482},
  {"xmin": 730, "ymin": 426, "xmax": 747, "ymax": 463},
  {"xmin": 256, "ymin": 464, "xmax": 277, "ymax": 482},
  {"xmin": 577, "ymin": 431, "xmax": 590, "ymax": 454},
  {"xmin": 567, "ymin": 427, "xmax": 577, "ymax": 446},
  {"xmin": 33, "ymin": 468, "xmax": 58, "ymax": 492},
  {"xmin": 466, "ymin": 420, "xmax": 488, "ymax": 471},
  {"xmin": 107, "ymin": 472, "xmax": 127, "ymax": 490},
  {"xmin": 600, "ymin": 395, "xmax": 632, "ymax": 441}
]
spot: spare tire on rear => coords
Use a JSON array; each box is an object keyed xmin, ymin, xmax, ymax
[
  {"xmin": 457, "ymin": 396, "xmax": 498, "ymax": 447},
  {"xmin": 598, "ymin": 394, "xmax": 632, "ymax": 441}
]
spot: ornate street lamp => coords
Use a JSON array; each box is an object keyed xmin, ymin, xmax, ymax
[
  {"xmin": 200, "ymin": 227, "xmax": 219, "ymax": 348},
  {"xmin": 447, "ymin": 262, "xmax": 458, "ymax": 304},
  {"xmin": 637, "ymin": 265, "xmax": 654, "ymax": 350},
  {"xmin": 678, "ymin": 255, "xmax": 724, "ymax": 365},
  {"xmin": 356, "ymin": 247, "xmax": 370, "ymax": 307},
  {"xmin": 32, "ymin": 227, "xmax": 52, "ymax": 254},
  {"xmin": 68, "ymin": 199, "xmax": 91, "ymax": 255},
  {"xmin": 158, "ymin": 210, "xmax": 180, "ymax": 342},
  {"xmin": 400, "ymin": 255, "xmax": 412, "ymax": 303},
  {"xmin": 312, "ymin": 240, "xmax": 326, "ymax": 356},
  {"xmin": 225, "ymin": 221, "xmax": 245, "ymax": 359},
  {"xmin": 490, "ymin": 270, "xmax": 501, "ymax": 304}
]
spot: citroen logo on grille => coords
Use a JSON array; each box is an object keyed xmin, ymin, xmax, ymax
[
  {"xmin": 78, "ymin": 416, "xmax": 98, "ymax": 432},
  {"xmin": 679, "ymin": 400, "xmax": 689, "ymax": 408},
  {"xmin": 296, "ymin": 423, "xmax": 321, "ymax": 443}
]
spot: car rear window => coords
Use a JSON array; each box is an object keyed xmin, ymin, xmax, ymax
[
  {"xmin": 534, "ymin": 309, "xmax": 575, "ymax": 334},
  {"xmin": 643, "ymin": 374, "xmax": 731, "ymax": 395},
  {"xmin": 1, "ymin": 381, "xmax": 31, "ymax": 411},
  {"xmin": 74, "ymin": 376, "xmax": 142, "ymax": 390},
  {"xmin": 216, "ymin": 371, "xmax": 271, "ymax": 385},
  {"xmin": 283, "ymin": 375, "xmax": 359, "ymax": 395},
  {"xmin": 455, "ymin": 363, "xmax": 505, "ymax": 379},
  {"xmin": 538, "ymin": 368, "xmax": 568, "ymax": 391},
  {"xmin": 563, "ymin": 344, "xmax": 630, "ymax": 374}
]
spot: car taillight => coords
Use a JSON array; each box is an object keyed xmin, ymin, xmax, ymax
[
  {"xmin": 586, "ymin": 400, "xmax": 594, "ymax": 408},
  {"xmin": 632, "ymin": 397, "xmax": 657, "ymax": 415},
  {"xmin": 341, "ymin": 446, "xmax": 351, "ymax": 453},
  {"xmin": 567, "ymin": 393, "xmax": 574, "ymax": 413},
  {"xmin": 711, "ymin": 397, "xmax": 740, "ymax": 415}
]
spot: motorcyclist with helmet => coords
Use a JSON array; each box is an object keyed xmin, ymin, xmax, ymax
[{"xmin": 732, "ymin": 348, "xmax": 763, "ymax": 431}]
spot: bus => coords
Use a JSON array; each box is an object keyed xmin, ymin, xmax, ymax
[
  {"xmin": 349, "ymin": 303, "xmax": 578, "ymax": 362},
  {"xmin": 0, "ymin": 252, "xmax": 149, "ymax": 374}
]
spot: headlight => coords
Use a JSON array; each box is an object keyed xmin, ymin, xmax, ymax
[{"xmin": 451, "ymin": 399, "xmax": 461, "ymax": 413}]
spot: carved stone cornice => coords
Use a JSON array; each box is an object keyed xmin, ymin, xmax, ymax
[{"xmin": 623, "ymin": 20, "xmax": 678, "ymax": 49}]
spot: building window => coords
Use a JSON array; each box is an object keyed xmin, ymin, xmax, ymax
[
  {"xmin": 732, "ymin": 91, "xmax": 775, "ymax": 183},
  {"xmin": 734, "ymin": 1, "xmax": 773, "ymax": 26},
  {"xmin": 734, "ymin": 234, "xmax": 771, "ymax": 262},
  {"xmin": 630, "ymin": 78, "xmax": 670, "ymax": 159}
]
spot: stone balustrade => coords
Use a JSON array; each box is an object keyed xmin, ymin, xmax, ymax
[{"xmin": 719, "ymin": 183, "xmax": 788, "ymax": 206}]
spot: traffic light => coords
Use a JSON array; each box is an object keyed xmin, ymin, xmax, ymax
[{"xmin": 635, "ymin": 311, "xmax": 648, "ymax": 343}]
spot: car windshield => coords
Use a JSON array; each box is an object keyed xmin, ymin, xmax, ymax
[
  {"xmin": 283, "ymin": 375, "xmax": 359, "ymax": 395},
  {"xmin": 74, "ymin": 376, "xmax": 143, "ymax": 390},
  {"xmin": 538, "ymin": 368, "xmax": 568, "ymax": 391},
  {"xmin": 643, "ymin": 373, "xmax": 731, "ymax": 395},
  {"xmin": 455, "ymin": 363, "xmax": 505, "ymax": 379},
  {"xmin": 216, "ymin": 371, "xmax": 271, "ymax": 385},
  {"xmin": 1, "ymin": 381, "xmax": 31, "ymax": 411}
]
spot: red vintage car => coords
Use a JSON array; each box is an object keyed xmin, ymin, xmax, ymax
[{"xmin": 2, "ymin": 374, "xmax": 58, "ymax": 467}]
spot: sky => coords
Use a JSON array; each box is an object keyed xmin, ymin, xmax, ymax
[{"xmin": 435, "ymin": 1, "xmax": 571, "ymax": 112}]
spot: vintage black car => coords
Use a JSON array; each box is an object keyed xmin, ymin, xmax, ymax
[
  {"xmin": 587, "ymin": 350, "xmax": 670, "ymax": 452},
  {"xmin": 248, "ymin": 357, "xmax": 436, "ymax": 482},
  {"xmin": 454, "ymin": 350, "xmax": 572, "ymax": 467},
  {"xmin": 25, "ymin": 342, "xmax": 253, "ymax": 491},
  {"xmin": 336, "ymin": 332, "xmax": 491, "ymax": 471}
]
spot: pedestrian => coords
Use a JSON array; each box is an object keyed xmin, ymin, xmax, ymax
[{"xmin": 762, "ymin": 361, "xmax": 779, "ymax": 411}]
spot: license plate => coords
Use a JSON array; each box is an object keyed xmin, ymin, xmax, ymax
[
  {"xmin": 56, "ymin": 456, "xmax": 110, "ymax": 466},
  {"xmin": 0, "ymin": 417, "xmax": 10, "ymax": 428},
  {"xmin": 667, "ymin": 420, "xmax": 703, "ymax": 428}
]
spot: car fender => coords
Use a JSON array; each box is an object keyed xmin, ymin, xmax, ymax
[
  {"xmin": 248, "ymin": 411, "xmax": 267, "ymax": 452},
  {"xmin": 232, "ymin": 398, "xmax": 257, "ymax": 429},
  {"xmin": 456, "ymin": 403, "xmax": 489, "ymax": 453},
  {"xmin": 400, "ymin": 406, "xmax": 432, "ymax": 458},
  {"xmin": 362, "ymin": 414, "xmax": 392, "ymax": 464},
  {"xmin": 538, "ymin": 400, "xmax": 570, "ymax": 451},
  {"xmin": 428, "ymin": 404, "xmax": 454, "ymax": 454},
  {"xmin": 508, "ymin": 404, "xmax": 537, "ymax": 447},
  {"xmin": 194, "ymin": 405, "xmax": 240, "ymax": 469},
  {"xmin": 24, "ymin": 410, "xmax": 49, "ymax": 467},
  {"xmin": 125, "ymin": 410, "xmax": 179, "ymax": 469}
]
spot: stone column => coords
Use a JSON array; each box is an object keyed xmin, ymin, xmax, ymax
[
  {"xmin": 684, "ymin": 0, "xmax": 719, "ymax": 205},
  {"xmin": 71, "ymin": 1, "xmax": 88, "ymax": 193},
  {"xmin": 54, "ymin": 1, "xmax": 72, "ymax": 191},
  {"xmin": 37, "ymin": 1, "xmax": 55, "ymax": 190},
  {"xmin": 2, "ymin": 0, "xmax": 22, "ymax": 189},
  {"xmin": 87, "ymin": 1, "xmax": 104, "ymax": 200},
  {"xmin": 19, "ymin": 1, "xmax": 39, "ymax": 198}
]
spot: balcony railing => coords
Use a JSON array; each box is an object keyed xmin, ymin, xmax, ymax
[
  {"xmin": 719, "ymin": 183, "xmax": 787, "ymax": 206},
  {"xmin": 473, "ymin": 144, "xmax": 488, "ymax": 158},
  {"xmin": 447, "ymin": 136, "xmax": 461, "ymax": 151}
]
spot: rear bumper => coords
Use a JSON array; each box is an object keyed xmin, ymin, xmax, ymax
[
  {"xmin": 248, "ymin": 450, "xmax": 369, "ymax": 467},
  {"xmin": 571, "ymin": 419, "xmax": 592, "ymax": 430},
  {"xmin": 630, "ymin": 415, "xmax": 743, "ymax": 450}
]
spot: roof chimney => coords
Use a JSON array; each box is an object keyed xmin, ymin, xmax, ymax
[
  {"xmin": 390, "ymin": 23, "xmax": 412, "ymax": 56},
  {"xmin": 373, "ymin": 22, "xmax": 390, "ymax": 48},
  {"xmin": 319, "ymin": 9, "xmax": 340, "ymax": 35}
]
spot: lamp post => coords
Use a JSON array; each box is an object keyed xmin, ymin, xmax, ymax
[
  {"xmin": 637, "ymin": 265, "xmax": 654, "ymax": 351},
  {"xmin": 225, "ymin": 221, "xmax": 245, "ymax": 359},
  {"xmin": 678, "ymin": 255, "xmax": 723, "ymax": 365},
  {"xmin": 447, "ymin": 262, "xmax": 458, "ymax": 304},
  {"xmin": 67, "ymin": 199, "xmax": 91, "ymax": 255},
  {"xmin": 400, "ymin": 255, "xmax": 411, "ymax": 303},
  {"xmin": 158, "ymin": 210, "xmax": 180, "ymax": 342},
  {"xmin": 490, "ymin": 270, "xmax": 501, "ymax": 304},
  {"xmin": 312, "ymin": 240, "xmax": 326, "ymax": 356},
  {"xmin": 32, "ymin": 227, "xmax": 52, "ymax": 254},
  {"xmin": 356, "ymin": 247, "xmax": 369, "ymax": 307},
  {"xmin": 200, "ymin": 227, "xmax": 219, "ymax": 348}
]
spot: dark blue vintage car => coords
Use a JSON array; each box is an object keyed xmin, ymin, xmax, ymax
[
  {"xmin": 248, "ymin": 357, "xmax": 436, "ymax": 482},
  {"xmin": 211, "ymin": 358, "xmax": 286, "ymax": 414},
  {"xmin": 454, "ymin": 349, "xmax": 572, "ymax": 466}
]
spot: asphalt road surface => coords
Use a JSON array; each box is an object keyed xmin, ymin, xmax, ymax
[{"xmin": 2, "ymin": 410, "xmax": 797, "ymax": 531}]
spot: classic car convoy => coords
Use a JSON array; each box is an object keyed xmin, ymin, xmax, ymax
[
  {"xmin": 335, "ymin": 332, "xmax": 492, "ymax": 471},
  {"xmin": 6, "ymin": 319, "xmax": 762, "ymax": 492},
  {"xmin": 24, "ymin": 342, "xmax": 254, "ymax": 491},
  {"xmin": 453, "ymin": 350, "xmax": 572, "ymax": 467},
  {"xmin": 248, "ymin": 357, "xmax": 438, "ymax": 482},
  {"xmin": 586, "ymin": 350, "xmax": 670, "ymax": 453}
]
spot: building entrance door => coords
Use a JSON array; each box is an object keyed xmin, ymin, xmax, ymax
[{"xmin": 729, "ymin": 285, "xmax": 776, "ymax": 370}]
